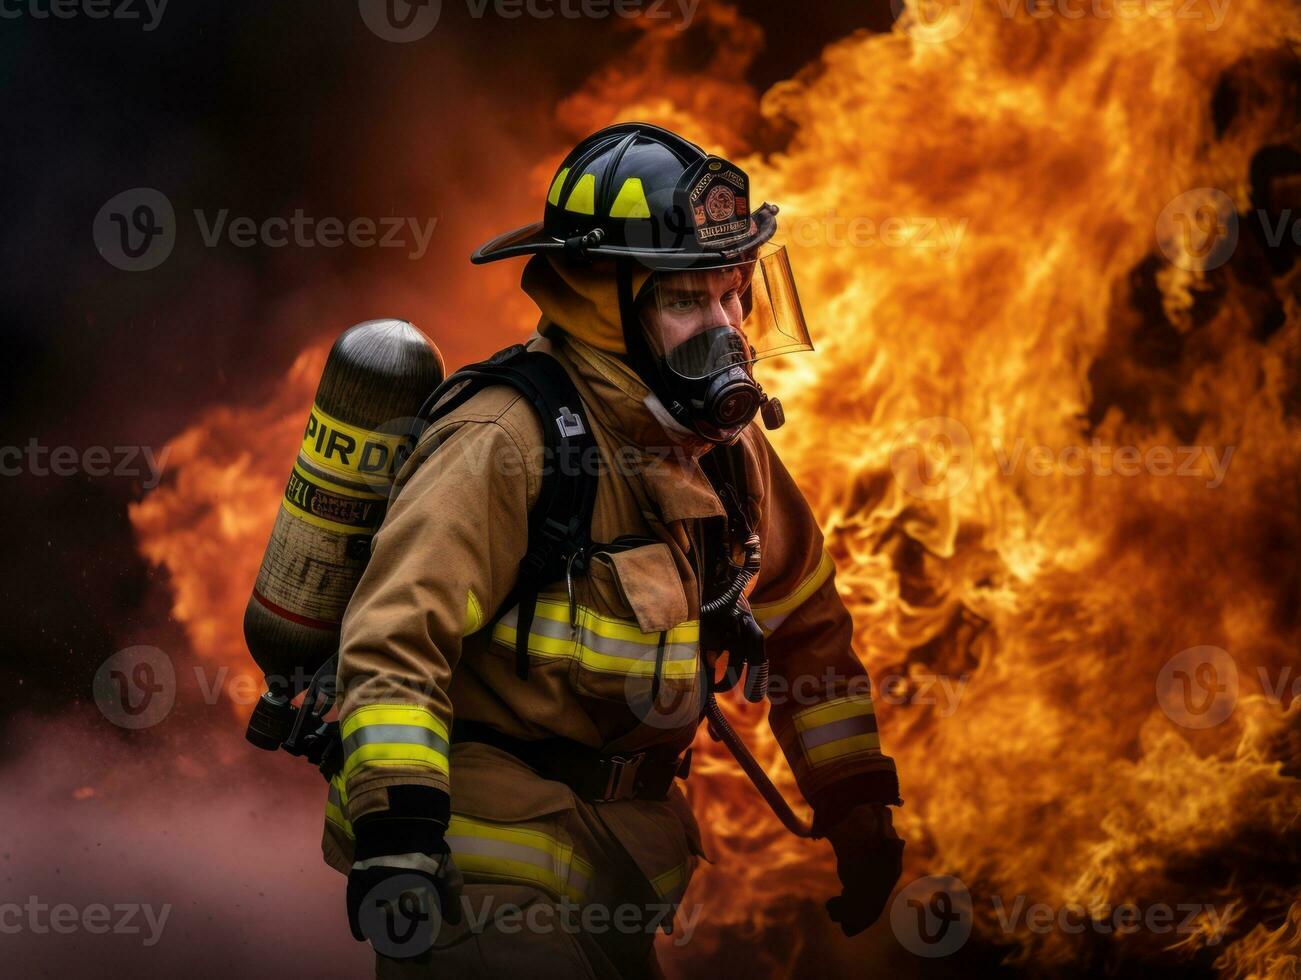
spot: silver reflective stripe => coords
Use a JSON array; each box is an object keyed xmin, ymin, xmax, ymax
[
  {"xmin": 446, "ymin": 818, "xmax": 589, "ymax": 901},
  {"xmin": 498, "ymin": 605, "xmax": 696, "ymax": 662},
  {"xmin": 446, "ymin": 835, "xmax": 562, "ymax": 876},
  {"xmin": 341, "ymin": 723, "xmax": 451, "ymax": 761},
  {"xmin": 568, "ymin": 863, "xmax": 591, "ymax": 898},
  {"xmin": 571, "ymin": 623, "xmax": 694, "ymax": 663},
  {"xmin": 752, "ymin": 550, "xmax": 836, "ymax": 637},
  {"xmin": 799, "ymin": 713, "xmax": 878, "ymax": 751}
]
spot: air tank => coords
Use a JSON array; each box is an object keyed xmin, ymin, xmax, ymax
[{"xmin": 244, "ymin": 319, "xmax": 444, "ymax": 749}]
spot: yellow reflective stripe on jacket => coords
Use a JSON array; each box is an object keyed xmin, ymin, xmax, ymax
[
  {"xmin": 463, "ymin": 588, "xmax": 484, "ymax": 637},
  {"xmin": 326, "ymin": 771, "xmax": 355, "ymax": 838},
  {"xmin": 751, "ymin": 549, "xmax": 835, "ymax": 636},
  {"xmin": 650, "ymin": 859, "xmax": 692, "ymax": 906},
  {"xmin": 492, "ymin": 597, "xmax": 699, "ymax": 678},
  {"xmin": 340, "ymin": 704, "xmax": 451, "ymax": 781},
  {"xmin": 446, "ymin": 816, "xmax": 592, "ymax": 903},
  {"xmin": 790, "ymin": 695, "xmax": 880, "ymax": 767}
]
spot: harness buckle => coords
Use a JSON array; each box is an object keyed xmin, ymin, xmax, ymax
[
  {"xmin": 555, "ymin": 406, "xmax": 587, "ymax": 438},
  {"xmin": 596, "ymin": 753, "xmax": 645, "ymax": 802}
]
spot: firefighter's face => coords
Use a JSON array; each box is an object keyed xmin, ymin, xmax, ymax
[{"xmin": 639, "ymin": 265, "xmax": 749, "ymax": 358}]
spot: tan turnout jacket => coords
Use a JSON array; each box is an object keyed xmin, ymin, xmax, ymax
[{"xmin": 322, "ymin": 257, "xmax": 900, "ymax": 943}]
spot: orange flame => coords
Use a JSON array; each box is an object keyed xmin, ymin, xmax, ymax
[
  {"xmin": 131, "ymin": 3, "xmax": 1301, "ymax": 975},
  {"xmin": 130, "ymin": 347, "xmax": 325, "ymax": 693}
]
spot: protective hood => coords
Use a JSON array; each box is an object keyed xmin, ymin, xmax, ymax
[
  {"xmin": 518, "ymin": 256, "xmax": 716, "ymax": 453},
  {"xmin": 521, "ymin": 253, "xmax": 653, "ymax": 355}
]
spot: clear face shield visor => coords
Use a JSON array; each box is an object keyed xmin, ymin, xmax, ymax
[{"xmin": 637, "ymin": 244, "xmax": 813, "ymax": 381}]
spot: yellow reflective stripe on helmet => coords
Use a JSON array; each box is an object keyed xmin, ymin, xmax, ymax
[
  {"xmin": 609, "ymin": 177, "xmax": 652, "ymax": 219},
  {"xmin": 340, "ymin": 704, "xmax": 450, "ymax": 781},
  {"xmin": 491, "ymin": 597, "xmax": 699, "ymax": 678},
  {"xmin": 564, "ymin": 173, "xmax": 597, "ymax": 215},
  {"xmin": 751, "ymin": 549, "xmax": 835, "ymax": 637},
  {"xmin": 325, "ymin": 771, "xmax": 354, "ymax": 838},
  {"xmin": 547, "ymin": 167, "xmax": 571, "ymax": 207},
  {"xmin": 446, "ymin": 816, "xmax": 590, "ymax": 903},
  {"xmin": 789, "ymin": 695, "xmax": 881, "ymax": 768}
]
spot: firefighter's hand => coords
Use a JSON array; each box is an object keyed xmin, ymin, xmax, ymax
[
  {"xmin": 347, "ymin": 820, "xmax": 464, "ymax": 958},
  {"xmin": 823, "ymin": 803, "xmax": 905, "ymax": 937}
]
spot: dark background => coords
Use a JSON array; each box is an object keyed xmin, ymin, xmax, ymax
[{"xmin": 0, "ymin": 0, "xmax": 893, "ymax": 712}]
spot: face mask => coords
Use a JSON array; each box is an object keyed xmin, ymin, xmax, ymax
[
  {"xmin": 625, "ymin": 245, "xmax": 811, "ymax": 444},
  {"xmin": 657, "ymin": 326, "xmax": 762, "ymax": 442}
]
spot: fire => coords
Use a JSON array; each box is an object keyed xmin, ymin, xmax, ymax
[
  {"xmin": 740, "ymin": 0, "xmax": 1300, "ymax": 975},
  {"xmin": 130, "ymin": 2, "xmax": 1300, "ymax": 976},
  {"xmin": 130, "ymin": 347, "xmax": 325, "ymax": 693}
]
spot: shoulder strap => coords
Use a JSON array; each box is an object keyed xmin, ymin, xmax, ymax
[{"xmin": 418, "ymin": 344, "xmax": 600, "ymax": 680}]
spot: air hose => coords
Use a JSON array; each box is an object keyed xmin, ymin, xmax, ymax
[
  {"xmin": 705, "ymin": 691, "xmax": 816, "ymax": 839},
  {"xmin": 699, "ymin": 529, "xmax": 816, "ymax": 838},
  {"xmin": 700, "ymin": 533, "xmax": 761, "ymax": 616}
]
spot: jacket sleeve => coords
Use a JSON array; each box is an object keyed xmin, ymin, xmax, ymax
[
  {"xmin": 743, "ymin": 428, "xmax": 902, "ymax": 835},
  {"xmin": 334, "ymin": 389, "xmax": 543, "ymax": 825}
]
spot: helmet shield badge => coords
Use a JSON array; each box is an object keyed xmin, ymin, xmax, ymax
[{"xmin": 678, "ymin": 156, "xmax": 755, "ymax": 253}]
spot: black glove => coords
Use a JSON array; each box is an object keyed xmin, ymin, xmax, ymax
[
  {"xmin": 822, "ymin": 803, "xmax": 905, "ymax": 937},
  {"xmin": 346, "ymin": 809, "xmax": 464, "ymax": 959}
]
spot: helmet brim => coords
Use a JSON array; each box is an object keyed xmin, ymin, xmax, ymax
[
  {"xmin": 471, "ymin": 204, "xmax": 779, "ymax": 270},
  {"xmin": 470, "ymin": 221, "xmax": 553, "ymax": 264}
]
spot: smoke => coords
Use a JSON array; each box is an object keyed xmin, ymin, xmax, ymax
[{"xmin": 0, "ymin": 711, "xmax": 368, "ymax": 979}]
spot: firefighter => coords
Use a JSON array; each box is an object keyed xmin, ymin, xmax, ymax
[{"xmin": 325, "ymin": 123, "xmax": 905, "ymax": 978}]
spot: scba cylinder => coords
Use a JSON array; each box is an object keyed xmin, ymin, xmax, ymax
[{"xmin": 244, "ymin": 319, "xmax": 444, "ymax": 748}]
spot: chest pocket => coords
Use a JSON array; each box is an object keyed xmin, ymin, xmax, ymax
[
  {"xmin": 578, "ymin": 541, "xmax": 700, "ymax": 715},
  {"xmin": 491, "ymin": 541, "xmax": 700, "ymax": 707}
]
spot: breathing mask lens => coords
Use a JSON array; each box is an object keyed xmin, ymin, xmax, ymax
[{"xmin": 641, "ymin": 243, "xmax": 813, "ymax": 381}]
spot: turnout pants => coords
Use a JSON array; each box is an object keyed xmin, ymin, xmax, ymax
[{"xmin": 321, "ymin": 743, "xmax": 705, "ymax": 980}]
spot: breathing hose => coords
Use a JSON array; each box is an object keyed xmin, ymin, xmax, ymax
[{"xmin": 700, "ymin": 529, "xmax": 816, "ymax": 838}]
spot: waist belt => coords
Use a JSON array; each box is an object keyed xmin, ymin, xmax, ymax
[{"xmin": 450, "ymin": 719, "xmax": 692, "ymax": 803}]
